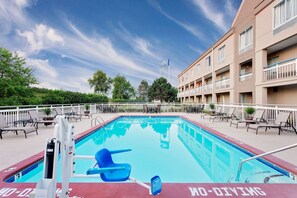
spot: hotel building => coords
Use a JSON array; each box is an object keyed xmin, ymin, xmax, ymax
[{"xmin": 177, "ymin": 0, "xmax": 297, "ymax": 105}]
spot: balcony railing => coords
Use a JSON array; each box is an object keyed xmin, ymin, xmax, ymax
[
  {"xmin": 195, "ymin": 87, "xmax": 203, "ymax": 93},
  {"xmin": 214, "ymin": 78, "xmax": 230, "ymax": 90},
  {"xmin": 263, "ymin": 58, "xmax": 297, "ymax": 81},
  {"xmin": 239, "ymin": 73, "xmax": 252, "ymax": 81},
  {"xmin": 203, "ymin": 84, "xmax": 213, "ymax": 92}
]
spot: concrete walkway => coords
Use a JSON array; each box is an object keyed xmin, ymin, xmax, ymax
[{"xmin": 0, "ymin": 113, "xmax": 296, "ymax": 171}]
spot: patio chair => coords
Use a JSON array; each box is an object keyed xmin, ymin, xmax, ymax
[
  {"xmin": 211, "ymin": 107, "xmax": 236, "ymax": 122},
  {"xmin": 197, "ymin": 104, "xmax": 204, "ymax": 113},
  {"xmin": 143, "ymin": 105, "xmax": 148, "ymax": 113},
  {"xmin": 201, "ymin": 106, "xmax": 222, "ymax": 119},
  {"xmin": 156, "ymin": 105, "xmax": 161, "ymax": 113},
  {"xmin": 54, "ymin": 108, "xmax": 81, "ymax": 122},
  {"xmin": 230, "ymin": 109, "xmax": 265, "ymax": 128},
  {"xmin": 0, "ymin": 114, "xmax": 38, "ymax": 139},
  {"xmin": 28, "ymin": 111, "xmax": 56, "ymax": 128},
  {"xmin": 207, "ymin": 106, "xmax": 223, "ymax": 120},
  {"xmin": 247, "ymin": 111, "xmax": 295, "ymax": 135},
  {"xmin": 71, "ymin": 106, "xmax": 84, "ymax": 117}
]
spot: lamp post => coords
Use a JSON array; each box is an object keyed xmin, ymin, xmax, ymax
[{"xmin": 160, "ymin": 59, "xmax": 170, "ymax": 83}]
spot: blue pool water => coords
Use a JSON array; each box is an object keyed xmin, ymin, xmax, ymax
[{"xmin": 11, "ymin": 116, "xmax": 297, "ymax": 183}]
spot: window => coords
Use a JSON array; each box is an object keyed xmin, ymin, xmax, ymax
[
  {"xmin": 267, "ymin": 56, "xmax": 279, "ymax": 66},
  {"xmin": 218, "ymin": 45, "xmax": 225, "ymax": 62},
  {"xmin": 240, "ymin": 68, "xmax": 246, "ymax": 75},
  {"xmin": 239, "ymin": 27, "xmax": 253, "ymax": 51},
  {"xmin": 206, "ymin": 56, "xmax": 211, "ymax": 67},
  {"xmin": 274, "ymin": 0, "xmax": 297, "ymax": 28},
  {"xmin": 197, "ymin": 63, "xmax": 201, "ymax": 74}
]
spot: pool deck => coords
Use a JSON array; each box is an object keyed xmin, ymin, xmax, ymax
[{"xmin": 0, "ymin": 113, "xmax": 297, "ymax": 197}]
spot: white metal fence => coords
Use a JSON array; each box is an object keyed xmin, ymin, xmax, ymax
[
  {"xmin": 1, "ymin": 103, "xmax": 296, "ymax": 132},
  {"xmin": 203, "ymin": 103, "xmax": 297, "ymax": 132},
  {"xmin": 0, "ymin": 104, "xmax": 94, "ymax": 127}
]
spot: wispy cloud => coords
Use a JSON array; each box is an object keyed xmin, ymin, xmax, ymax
[
  {"xmin": 0, "ymin": 0, "xmax": 162, "ymax": 92},
  {"xmin": 191, "ymin": 0, "xmax": 234, "ymax": 33},
  {"xmin": 225, "ymin": 0, "xmax": 237, "ymax": 18},
  {"xmin": 0, "ymin": 0, "xmax": 32, "ymax": 34},
  {"xmin": 64, "ymin": 21, "xmax": 159, "ymax": 77},
  {"xmin": 18, "ymin": 24, "xmax": 64, "ymax": 53},
  {"xmin": 27, "ymin": 58, "xmax": 58, "ymax": 78},
  {"xmin": 188, "ymin": 45, "xmax": 203, "ymax": 55},
  {"xmin": 116, "ymin": 24, "xmax": 161, "ymax": 59},
  {"xmin": 148, "ymin": 0, "xmax": 204, "ymax": 40}
]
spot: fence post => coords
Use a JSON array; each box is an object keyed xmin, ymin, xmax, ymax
[
  {"xmin": 62, "ymin": 105, "xmax": 64, "ymax": 114},
  {"xmin": 16, "ymin": 107, "xmax": 20, "ymax": 125},
  {"xmin": 36, "ymin": 106, "xmax": 39, "ymax": 113},
  {"xmin": 295, "ymin": 58, "xmax": 297, "ymax": 76},
  {"xmin": 276, "ymin": 64, "xmax": 279, "ymax": 79},
  {"xmin": 51, "ymin": 105, "xmax": 53, "ymax": 117},
  {"xmin": 241, "ymin": 104, "xmax": 244, "ymax": 120},
  {"xmin": 295, "ymin": 110, "xmax": 297, "ymax": 130}
]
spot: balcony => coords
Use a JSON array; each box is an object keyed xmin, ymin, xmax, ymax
[
  {"xmin": 203, "ymin": 84, "xmax": 213, "ymax": 92},
  {"xmin": 239, "ymin": 73, "xmax": 252, "ymax": 81},
  {"xmin": 263, "ymin": 58, "xmax": 297, "ymax": 82},
  {"xmin": 214, "ymin": 79, "xmax": 230, "ymax": 90},
  {"xmin": 195, "ymin": 87, "xmax": 203, "ymax": 94}
]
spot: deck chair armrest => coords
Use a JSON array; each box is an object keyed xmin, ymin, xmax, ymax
[
  {"xmin": 279, "ymin": 121, "xmax": 288, "ymax": 126},
  {"xmin": 266, "ymin": 119, "xmax": 275, "ymax": 124},
  {"xmin": 86, "ymin": 167, "xmax": 126, "ymax": 175},
  {"xmin": 110, "ymin": 149, "xmax": 132, "ymax": 154}
]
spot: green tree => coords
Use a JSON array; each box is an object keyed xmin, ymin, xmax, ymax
[
  {"xmin": 112, "ymin": 75, "xmax": 135, "ymax": 100},
  {"xmin": 0, "ymin": 47, "xmax": 38, "ymax": 105},
  {"xmin": 148, "ymin": 77, "xmax": 177, "ymax": 102},
  {"xmin": 88, "ymin": 70, "xmax": 112, "ymax": 95},
  {"xmin": 137, "ymin": 80, "xmax": 149, "ymax": 101}
]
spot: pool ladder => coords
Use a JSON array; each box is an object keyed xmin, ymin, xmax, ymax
[
  {"xmin": 236, "ymin": 143, "xmax": 297, "ymax": 181},
  {"xmin": 91, "ymin": 115, "xmax": 105, "ymax": 127},
  {"xmin": 118, "ymin": 106, "xmax": 130, "ymax": 117}
]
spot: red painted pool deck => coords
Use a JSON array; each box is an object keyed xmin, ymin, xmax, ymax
[{"xmin": 1, "ymin": 115, "xmax": 297, "ymax": 198}]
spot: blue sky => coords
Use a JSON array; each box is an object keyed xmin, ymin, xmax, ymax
[{"xmin": 0, "ymin": 0, "xmax": 241, "ymax": 93}]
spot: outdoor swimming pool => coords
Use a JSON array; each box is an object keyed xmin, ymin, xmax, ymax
[{"xmin": 8, "ymin": 116, "xmax": 297, "ymax": 184}]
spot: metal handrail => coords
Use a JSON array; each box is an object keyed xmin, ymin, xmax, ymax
[
  {"xmin": 236, "ymin": 143, "xmax": 297, "ymax": 181},
  {"xmin": 118, "ymin": 106, "xmax": 130, "ymax": 117},
  {"xmin": 91, "ymin": 115, "xmax": 105, "ymax": 127}
]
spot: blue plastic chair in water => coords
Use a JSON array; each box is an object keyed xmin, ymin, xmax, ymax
[
  {"xmin": 87, "ymin": 148, "xmax": 131, "ymax": 182},
  {"xmin": 86, "ymin": 148, "xmax": 162, "ymax": 196}
]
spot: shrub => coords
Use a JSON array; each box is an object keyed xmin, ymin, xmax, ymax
[
  {"xmin": 209, "ymin": 103, "xmax": 215, "ymax": 110},
  {"xmin": 245, "ymin": 107, "xmax": 255, "ymax": 116},
  {"xmin": 43, "ymin": 108, "xmax": 52, "ymax": 116},
  {"xmin": 85, "ymin": 104, "xmax": 90, "ymax": 110}
]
